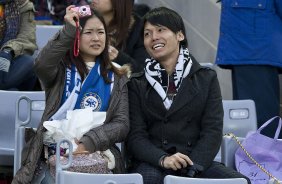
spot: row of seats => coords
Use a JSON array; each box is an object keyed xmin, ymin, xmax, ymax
[
  {"xmin": 56, "ymin": 172, "xmax": 249, "ymax": 184},
  {"xmin": 0, "ymin": 90, "xmax": 258, "ymax": 166},
  {"xmin": 55, "ymin": 139, "xmax": 249, "ymax": 184},
  {"xmin": 1, "ymin": 91, "xmax": 256, "ymax": 183},
  {"xmin": 0, "ymin": 90, "xmax": 257, "ymax": 164}
]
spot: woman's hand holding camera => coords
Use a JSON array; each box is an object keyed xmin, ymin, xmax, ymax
[
  {"xmin": 64, "ymin": 5, "xmax": 80, "ymax": 27},
  {"xmin": 162, "ymin": 152, "xmax": 193, "ymax": 171}
]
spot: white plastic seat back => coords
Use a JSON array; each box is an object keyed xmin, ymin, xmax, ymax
[
  {"xmin": 13, "ymin": 93, "xmax": 45, "ymax": 174},
  {"xmin": 36, "ymin": 25, "xmax": 63, "ymax": 49},
  {"xmin": 57, "ymin": 172, "xmax": 143, "ymax": 184},
  {"xmin": 0, "ymin": 90, "xmax": 44, "ymax": 166},
  {"xmin": 55, "ymin": 139, "xmax": 143, "ymax": 184},
  {"xmin": 200, "ymin": 62, "xmax": 215, "ymax": 69},
  {"xmin": 164, "ymin": 175, "xmax": 248, "ymax": 184},
  {"xmin": 215, "ymin": 99, "xmax": 257, "ymax": 162},
  {"xmin": 34, "ymin": 25, "xmax": 63, "ymax": 58},
  {"xmin": 222, "ymin": 99, "xmax": 257, "ymax": 137},
  {"xmin": 221, "ymin": 134, "xmax": 245, "ymax": 169}
]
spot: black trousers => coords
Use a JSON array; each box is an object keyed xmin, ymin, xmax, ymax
[
  {"xmin": 232, "ymin": 65, "xmax": 281, "ymax": 138},
  {"xmin": 130, "ymin": 161, "xmax": 251, "ymax": 184}
]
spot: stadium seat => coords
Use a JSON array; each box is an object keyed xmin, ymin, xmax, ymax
[
  {"xmin": 34, "ymin": 25, "xmax": 63, "ymax": 57},
  {"xmin": 221, "ymin": 134, "xmax": 244, "ymax": 169},
  {"xmin": 222, "ymin": 99, "xmax": 257, "ymax": 137},
  {"xmin": 164, "ymin": 175, "xmax": 248, "ymax": 184},
  {"xmin": 0, "ymin": 90, "xmax": 44, "ymax": 167},
  {"xmin": 13, "ymin": 94, "xmax": 45, "ymax": 174},
  {"xmin": 55, "ymin": 139, "xmax": 143, "ymax": 184},
  {"xmin": 215, "ymin": 99, "xmax": 257, "ymax": 162}
]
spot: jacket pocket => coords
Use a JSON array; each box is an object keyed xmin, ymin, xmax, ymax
[
  {"xmin": 231, "ymin": 0, "xmax": 266, "ymax": 9},
  {"xmin": 228, "ymin": 0, "xmax": 267, "ymax": 34}
]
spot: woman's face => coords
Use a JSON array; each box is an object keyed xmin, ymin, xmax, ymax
[
  {"xmin": 79, "ymin": 16, "xmax": 106, "ymax": 62},
  {"xmin": 91, "ymin": 0, "xmax": 113, "ymax": 15}
]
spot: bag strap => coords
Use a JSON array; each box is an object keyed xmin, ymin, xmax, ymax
[
  {"xmin": 257, "ymin": 116, "xmax": 282, "ymax": 139},
  {"xmin": 227, "ymin": 133, "xmax": 280, "ymax": 184}
]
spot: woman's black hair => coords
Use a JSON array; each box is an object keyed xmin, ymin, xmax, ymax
[
  {"xmin": 64, "ymin": 8, "xmax": 112, "ymax": 83},
  {"xmin": 142, "ymin": 7, "xmax": 188, "ymax": 48}
]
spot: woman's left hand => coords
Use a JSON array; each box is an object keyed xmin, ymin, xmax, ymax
[{"xmin": 73, "ymin": 138, "xmax": 88, "ymax": 154}]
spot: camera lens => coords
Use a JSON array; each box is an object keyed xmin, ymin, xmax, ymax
[
  {"xmin": 181, "ymin": 164, "xmax": 204, "ymax": 178},
  {"xmin": 186, "ymin": 166, "xmax": 196, "ymax": 177},
  {"xmin": 82, "ymin": 7, "xmax": 86, "ymax": 11}
]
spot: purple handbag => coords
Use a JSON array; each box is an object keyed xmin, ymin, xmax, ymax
[{"xmin": 235, "ymin": 116, "xmax": 282, "ymax": 184}]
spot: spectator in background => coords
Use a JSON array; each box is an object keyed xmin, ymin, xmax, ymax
[
  {"xmin": 133, "ymin": 3, "xmax": 151, "ymax": 17},
  {"xmin": 0, "ymin": 0, "xmax": 37, "ymax": 91},
  {"xmin": 90, "ymin": 0, "xmax": 149, "ymax": 73},
  {"xmin": 33, "ymin": 0, "xmax": 88, "ymax": 25},
  {"xmin": 126, "ymin": 7, "xmax": 251, "ymax": 184},
  {"xmin": 216, "ymin": 0, "xmax": 282, "ymax": 138}
]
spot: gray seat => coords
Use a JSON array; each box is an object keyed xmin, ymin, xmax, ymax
[
  {"xmin": 36, "ymin": 25, "xmax": 63, "ymax": 48},
  {"xmin": 0, "ymin": 90, "xmax": 44, "ymax": 166},
  {"xmin": 164, "ymin": 175, "xmax": 248, "ymax": 184},
  {"xmin": 13, "ymin": 93, "xmax": 45, "ymax": 174},
  {"xmin": 33, "ymin": 25, "xmax": 63, "ymax": 58},
  {"xmin": 214, "ymin": 99, "xmax": 257, "ymax": 162},
  {"xmin": 221, "ymin": 134, "xmax": 244, "ymax": 169},
  {"xmin": 56, "ymin": 139, "xmax": 143, "ymax": 184},
  {"xmin": 222, "ymin": 99, "xmax": 257, "ymax": 137},
  {"xmin": 200, "ymin": 62, "xmax": 215, "ymax": 69}
]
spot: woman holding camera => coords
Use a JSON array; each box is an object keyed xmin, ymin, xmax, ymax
[
  {"xmin": 91, "ymin": 0, "xmax": 149, "ymax": 73},
  {"xmin": 12, "ymin": 6, "xmax": 130, "ymax": 184}
]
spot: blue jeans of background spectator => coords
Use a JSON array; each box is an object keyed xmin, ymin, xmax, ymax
[
  {"xmin": 232, "ymin": 65, "xmax": 281, "ymax": 138},
  {"xmin": 0, "ymin": 54, "xmax": 36, "ymax": 91}
]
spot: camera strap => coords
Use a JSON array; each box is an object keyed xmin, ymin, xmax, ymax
[{"xmin": 73, "ymin": 20, "xmax": 80, "ymax": 57}]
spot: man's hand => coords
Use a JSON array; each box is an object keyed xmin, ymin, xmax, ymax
[{"xmin": 163, "ymin": 152, "xmax": 193, "ymax": 171}]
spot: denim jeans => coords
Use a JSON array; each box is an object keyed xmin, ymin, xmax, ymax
[
  {"xmin": 232, "ymin": 65, "xmax": 281, "ymax": 138},
  {"xmin": 0, "ymin": 54, "xmax": 36, "ymax": 90}
]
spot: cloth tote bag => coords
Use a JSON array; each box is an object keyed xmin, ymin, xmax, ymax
[{"xmin": 235, "ymin": 116, "xmax": 282, "ymax": 184}]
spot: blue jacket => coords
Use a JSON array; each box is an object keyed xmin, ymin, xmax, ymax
[{"xmin": 216, "ymin": 0, "xmax": 282, "ymax": 68}]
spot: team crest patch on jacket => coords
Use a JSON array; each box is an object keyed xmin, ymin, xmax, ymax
[{"xmin": 80, "ymin": 92, "xmax": 102, "ymax": 111}]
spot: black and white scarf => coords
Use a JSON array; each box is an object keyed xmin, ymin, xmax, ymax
[{"xmin": 145, "ymin": 47, "xmax": 193, "ymax": 109}]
